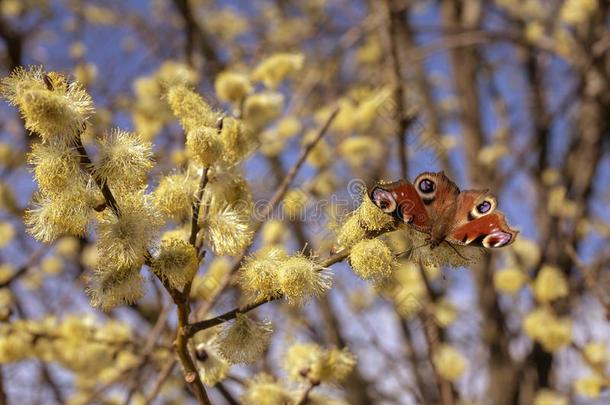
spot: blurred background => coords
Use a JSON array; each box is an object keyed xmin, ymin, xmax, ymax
[{"xmin": 0, "ymin": 0, "xmax": 608, "ymax": 404}]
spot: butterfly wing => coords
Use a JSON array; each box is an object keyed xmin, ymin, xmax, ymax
[
  {"xmin": 411, "ymin": 172, "xmax": 461, "ymax": 241},
  {"xmin": 446, "ymin": 190, "xmax": 518, "ymax": 248},
  {"xmin": 369, "ymin": 179, "xmax": 430, "ymax": 232}
]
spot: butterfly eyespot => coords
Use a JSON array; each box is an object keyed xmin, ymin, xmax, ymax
[
  {"xmin": 371, "ymin": 188, "xmax": 397, "ymax": 213},
  {"xmin": 482, "ymin": 231, "xmax": 512, "ymax": 248},
  {"xmin": 477, "ymin": 201, "xmax": 491, "ymax": 214},
  {"xmin": 418, "ymin": 179, "xmax": 436, "ymax": 194},
  {"xmin": 469, "ymin": 197, "xmax": 496, "ymax": 219}
]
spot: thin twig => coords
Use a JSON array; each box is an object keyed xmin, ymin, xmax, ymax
[
  {"xmin": 297, "ymin": 380, "xmax": 319, "ymax": 405},
  {"xmin": 215, "ymin": 381, "xmax": 240, "ymax": 405},
  {"xmin": 0, "ymin": 244, "xmax": 51, "ymax": 288},
  {"xmin": 74, "ymin": 135, "xmax": 121, "ymax": 217},
  {"xmin": 189, "ymin": 167, "xmax": 209, "ymax": 246},
  {"xmin": 144, "ymin": 360, "xmax": 176, "ymax": 404}
]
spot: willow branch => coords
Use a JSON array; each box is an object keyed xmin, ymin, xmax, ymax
[
  {"xmin": 386, "ymin": 0, "xmax": 410, "ymax": 179},
  {"xmin": 189, "ymin": 166, "xmax": 209, "ymax": 247},
  {"xmin": 74, "ymin": 135, "xmax": 121, "ymax": 217},
  {"xmin": 186, "ymin": 249, "xmax": 350, "ymax": 337}
]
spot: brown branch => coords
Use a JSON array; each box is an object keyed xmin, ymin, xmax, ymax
[
  {"xmin": 386, "ymin": 0, "xmax": 410, "ymax": 179},
  {"xmin": 174, "ymin": 300, "xmax": 210, "ymax": 404},
  {"xmin": 189, "ymin": 166, "xmax": 209, "ymax": 247}
]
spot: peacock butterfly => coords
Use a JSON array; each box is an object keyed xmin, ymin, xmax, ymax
[{"xmin": 369, "ymin": 171, "xmax": 518, "ymax": 249}]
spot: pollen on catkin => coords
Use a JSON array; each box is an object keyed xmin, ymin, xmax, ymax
[
  {"xmin": 28, "ymin": 141, "xmax": 84, "ymax": 195},
  {"xmin": 356, "ymin": 194, "xmax": 395, "ymax": 231},
  {"xmin": 278, "ymin": 255, "xmax": 331, "ymax": 305},
  {"xmin": 215, "ymin": 71, "xmax": 252, "ymax": 104},
  {"xmin": 407, "ymin": 229, "xmax": 481, "ymax": 267},
  {"xmin": 336, "ymin": 213, "xmax": 367, "ymax": 249},
  {"xmin": 153, "ymin": 172, "xmax": 198, "ymax": 221},
  {"xmin": 202, "ymin": 204, "xmax": 253, "ymax": 256},
  {"xmin": 202, "ymin": 167, "xmax": 253, "ymax": 214},
  {"xmin": 349, "ymin": 238, "xmax": 397, "ymax": 283},
  {"xmin": 239, "ymin": 247, "xmax": 287, "ymax": 300},
  {"xmin": 166, "ymin": 84, "xmax": 218, "ymax": 133},
  {"xmin": 533, "ymin": 264, "xmax": 568, "ymax": 303},
  {"xmin": 86, "ymin": 267, "xmax": 146, "ymax": 311},
  {"xmin": 523, "ymin": 307, "xmax": 572, "ymax": 352},
  {"xmin": 96, "ymin": 191, "xmax": 160, "ymax": 269},
  {"xmin": 219, "ymin": 116, "xmax": 254, "ymax": 165},
  {"xmin": 186, "ymin": 126, "xmax": 222, "ymax": 166},
  {"xmin": 93, "ymin": 129, "xmax": 153, "ymax": 188},
  {"xmin": 152, "ymin": 235, "xmax": 198, "ymax": 290},
  {"xmin": 217, "ymin": 314, "xmax": 273, "ymax": 364},
  {"xmin": 1, "ymin": 68, "xmax": 93, "ymax": 142},
  {"xmin": 242, "ymin": 373, "xmax": 294, "ymax": 405},
  {"xmin": 24, "ymin": 191, "xmax": 91, "ymax": 242}
]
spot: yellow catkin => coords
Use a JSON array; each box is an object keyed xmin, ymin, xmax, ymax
[
  {"xmin": 217, "ymin": 314, "xmax": 273, "ymax": 364},
  {"xmin": 186, "ymin": 126, "xmax": 222, "ymax": 166},
  {"xmin": 278, "ymin": 255, "xmax": 331, "ymax": 305},
  {"xmin": 152, "ymin": 236, "xmax": 198, "ymax": 290},
  {"xmin": 251, "ymin": 53, "xmax": 304, "ymax": 89},
  {"xmin": 349, "ymin": 238, "xmax": 397, "ymax": 282},
  {"xmin": 215, "ymin": 71, "xmax": 252, "ymax": 104},
  {"xmin": 166, "ymin": 85, "xmax": 218, "ymax": 133},
  {"xmin": 356, "ymin": 195, "xmax": 394, "ymax": 231},
  {"xmin": 336, "ymin": 214, "xmax": 367, "ymax": 249}
]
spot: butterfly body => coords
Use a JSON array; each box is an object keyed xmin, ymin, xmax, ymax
[{"xmin": 370, "ymin": 172, "xmax": 518, "ymax": 249}]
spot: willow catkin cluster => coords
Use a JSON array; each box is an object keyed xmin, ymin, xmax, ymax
[
  {"xmin": 93, "ymin": 129, "xmax": 154, "ymax": 190},
  {"xmin": 1, "ymin": 68, "xmax": 93, "ymax": 143},
  {"xmin": 349, "ymin": 238, "xmax": 397, "ymax": 283},
  {"xmin": 202, "ymin": 204, "xmax": 253, "ymax": 256},
  {"xmin": 152, "ymin": 234, "xmax": 198, "ymax": 290},
  {"xmin": 153, "ymin": 171, "xmax": 198, "ymax": 221},
  {"xmin": 0, "ymin": 68, "xmax": 98, "ymax": 242},
  {"xmin": 239, "ymin": 249, "xmax": 331, "ymax": 305}
]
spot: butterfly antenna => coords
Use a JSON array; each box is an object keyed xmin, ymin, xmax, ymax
[
  {"xmin": 395, "ymin": 242, "xmax": 429, "ymax": 259},
  {"xmin": 443, "ymin": 240, "xmax": 469, "ymax": 261}
]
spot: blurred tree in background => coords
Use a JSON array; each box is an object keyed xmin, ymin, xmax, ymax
[{"xmin": 0, "ymin": 0, "xmax": 608, "ymax": 404}]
